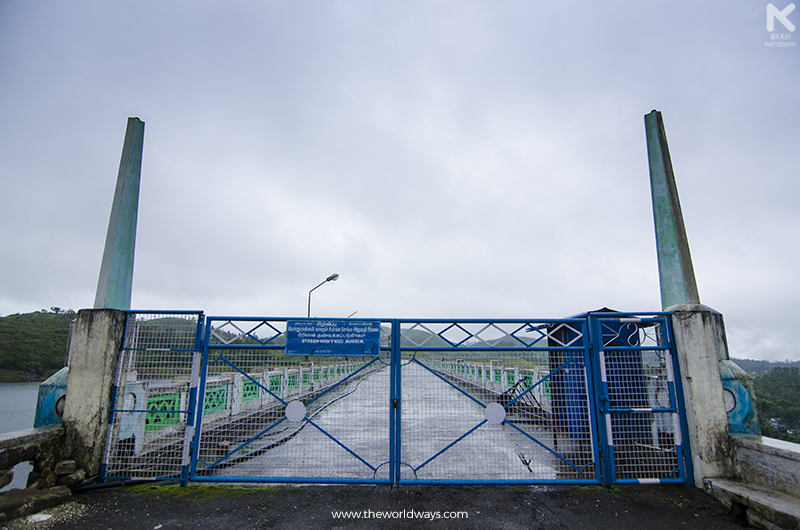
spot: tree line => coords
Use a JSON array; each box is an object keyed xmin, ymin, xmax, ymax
[
  {"xmin": 0, "ymin": 308, "xmax": 74, "ymax": 381},
  {"xmin": 755, "ymin": 366, "xmax": 800, "ymax": 443}
]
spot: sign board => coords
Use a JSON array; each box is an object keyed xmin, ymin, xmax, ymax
[{"xmin": 285, "ymin": 320, "xmax": 381, "ymax": 356}]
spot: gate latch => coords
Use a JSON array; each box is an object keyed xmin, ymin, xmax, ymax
[{"xmin": 392, "ymin": 399, "xmax": 399, "ymax": 409}]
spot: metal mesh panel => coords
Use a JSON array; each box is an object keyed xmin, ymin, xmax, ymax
[
  {"xmin": 609, "ymin": 412, "xmax": 681, "ymax": 481},
  {"xmin": 193, "ymin": 318, "xmax": 391, "ymax": 483},
  {"xmin": 103, "ymin": 312, "xmax": 202, "ymax": 481},
  {"xmin": 604, "ymin": 349, "xmax": 673, "ymax": 411},
  {"xmin": 397, "ymin": 320, "xmax": 598, "ymax": 483}
]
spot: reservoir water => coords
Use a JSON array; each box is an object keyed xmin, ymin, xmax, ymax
[{"xmin": 0, "ymin": 382, "xmax": 40, "ymax": 491}]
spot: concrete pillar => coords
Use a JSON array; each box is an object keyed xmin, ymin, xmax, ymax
[
  {"xmin": 668, "ymin": 303, "xmax": 732, "ymax": 484},
  {"xmin": 645, "ymin": 110, "xmax": 700, "ymax": 310},
  {"xmin": 94, "ymin": 117, "xmax": 145, "ymax": 311},
  {"xmin": 62, "ymin": 309, "xmax": 126, "ymax": 476}
]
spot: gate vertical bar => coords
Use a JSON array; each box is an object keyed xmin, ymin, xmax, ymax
[
  {"xmin": 189, "ymin": 319, "xmax": 213, "ymax": 480},
  {"xmin": 180, "ymin": 350, "xmax": 202, "ymax": 485},
  {"xmin": 588, "ymin": 314, "xmax": 614, "ymax": 486},
  {"xmin": 389, "ymin": 319, "xmax": 401, "ymax": 485},
  {"xmin": 584, "ymin": 315, "xmax": 610, "ymax": 486},
  {"xmin": 180, "ymin": 314, "xmax": 204, "ymax": 485}
]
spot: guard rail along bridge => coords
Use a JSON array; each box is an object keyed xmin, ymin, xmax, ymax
[{"xmin": 100, "ymin": 309, "xmax": 692, "ymax": 487}]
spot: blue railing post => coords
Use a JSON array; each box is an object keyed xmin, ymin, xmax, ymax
[
  {"xmin": 587, "ymin": 315, "xmax": 614, "ymax": 486},
  {"xmin": 389, "ymin": 319, "xmax": 401, "ymax": 485},
  {"xmin": 189, "ymin": 316, "xmax": 212, "ymax": 481}
]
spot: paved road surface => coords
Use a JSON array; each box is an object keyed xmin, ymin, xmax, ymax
[
  {"xmin": 210, "ymin": 362, "xmax": 564, "ymax": 482},
  {"xmin": 4, "ymin": 483, "xmax": 745, "ymax": 530}
]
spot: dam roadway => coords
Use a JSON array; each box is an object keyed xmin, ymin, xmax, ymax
[{"xmin": 207, "ymin": 361, "xmax": 559, "ymax": 482}]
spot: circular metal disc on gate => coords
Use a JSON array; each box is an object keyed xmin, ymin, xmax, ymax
[
  {"xmin": 285, "ymin": 400, "xmax": 306, "ymax": 423},
  {"xmin": 485, "ymin": 403, "xmax": 506, "ymax": 425}
]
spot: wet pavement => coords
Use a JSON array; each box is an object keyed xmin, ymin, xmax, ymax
[
  {"xmin": 213, "ymin": 366, "xmax": 391, "ymax": 480},
  {"xmin": 210, "ymin": 362, "xmax": 567, "ymax": 483},
  {"xmin": 3, "ymin": 482, "xmax": 746, "ymax": 529},
  {"xmin": 400, "ymin": 362, "xmax": 559, "ymax": 481}
]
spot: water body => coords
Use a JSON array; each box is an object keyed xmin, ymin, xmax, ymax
[{"xmin": 0, "ymin": 382, "xmax": 40, "ymax": 491}]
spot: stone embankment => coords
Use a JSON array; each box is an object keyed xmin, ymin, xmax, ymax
[{"xmin": 0, "ymin": 425, "xmax": 84, "ymax": 523}]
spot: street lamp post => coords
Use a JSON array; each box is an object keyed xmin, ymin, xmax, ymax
[{"xmin": 307, "ymin": 273, "xmax": 339, "ymax": 318}]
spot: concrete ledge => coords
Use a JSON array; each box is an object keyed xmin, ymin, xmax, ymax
[
  {"xmin": 0, "ymin": 485, "xmax": 71, "ymax": 523},
  {"xmin": 730, "ymin": 434, "xmax": 800, "ymax": 499},
  {"xmin": 705, "ymin": 478, "xmax": 800, "ymax": 530},
  {"xmin": 732, "ymin": 434, "xmax": 800, "ymax": 463},
  {"xmin": 0, "ymin": 425, "xmax": 64, "ymax": 451}
]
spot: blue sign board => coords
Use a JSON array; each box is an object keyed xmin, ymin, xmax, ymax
[{"xmin": 285, "ymin": 320, "xmax": 381, "ymax": 356}]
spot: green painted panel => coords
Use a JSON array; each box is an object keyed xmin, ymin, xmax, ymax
[
  {"xmin": 204, "ymin": 385, "xmax": 228, "ymax": 414},
  {"xmin": 268, "ymin": 375, "xmax": 282, "ymax": 394},
  {"xmin": 146, "ymin": 392, "xmax": 180, "ymax": 431},
  {"xmin": 243, "ymin": 380, "xmax": 259, "ymax": 402}
]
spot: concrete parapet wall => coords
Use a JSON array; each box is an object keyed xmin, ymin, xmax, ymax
[
  {"xmin": 0, "ymin": 426, "xmax": 64, "ymax": 453},
  {"xmin": 62, "ymin": 309, "xmax": 126, "ymax": 476},
  {"xmin": 0, "ymin": 426, "xmax": 64, "ymax": 475},
  {"xmin": 730, "ymin": 434, "xmax": 800, "ymax": 499},
  {"xmin": 668, "ymin": 303, "xmax": 732, "ymax": 484}
]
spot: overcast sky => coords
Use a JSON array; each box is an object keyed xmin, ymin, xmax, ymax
[{"xmin": 1, "ymin": 2, "xmax": 797, "ymax": 361}]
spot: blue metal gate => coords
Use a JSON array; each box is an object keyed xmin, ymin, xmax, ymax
[
  {"xmin": 589, "ymin": 314, "xmax": 692, "ymax": 484},
  {"xmin": 101, "ymin": 312, "xmax": 691, "ymax": 486},
  {"xmin": 190, "ymin": 317, "xmax": 392, "ymax": 484},
  {"xmin": 392, "ymin": 318, "xmax": 600, "ymax": 484}
]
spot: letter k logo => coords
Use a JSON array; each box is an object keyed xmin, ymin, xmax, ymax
[{"xmin": 767, "ymin": 3, "xmax": 796, "ymax": 31}]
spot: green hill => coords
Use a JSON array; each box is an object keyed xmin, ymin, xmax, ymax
[
  {"xmin": 0, "ymin": 308, "xmax": 74, "ymax": 382},
  {"xmin": 755, "ymin": 366, "xmax": 800, "ymax": 443}
]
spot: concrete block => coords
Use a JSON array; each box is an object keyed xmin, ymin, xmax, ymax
[{"xmin": 0, "ymin": 485, "xmax": 71, "ymax": 521}]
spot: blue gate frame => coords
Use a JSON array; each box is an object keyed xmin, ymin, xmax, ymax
[
  {"xmin": 100, "ymin": 311, "xmax": 692, "ymax": 486},
  {"xmin": 390, "ymin": 318, "xmax": 603, "ymax": 485},
  {"xmin": 189, "ymin": 317, "xmax": 393, "ymax": 484}
]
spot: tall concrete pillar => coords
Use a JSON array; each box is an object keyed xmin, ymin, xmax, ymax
[
  {"xmin": 645, "ymin": 110, "xmax": 700, "ymax": 310},
  {"xmin": 94, "ymin": 117, "xmax": 145, "ymax": 311}
]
